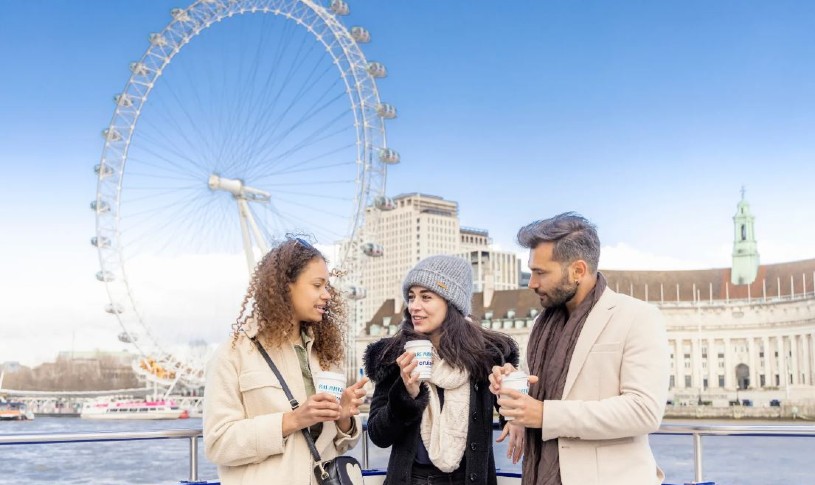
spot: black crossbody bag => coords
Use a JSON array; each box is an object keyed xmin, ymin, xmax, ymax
[{"xmin": 251, "ymin": 338, "xmax": 363, "ymax": 485}]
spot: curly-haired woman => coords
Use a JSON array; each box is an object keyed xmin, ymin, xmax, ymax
[
  {"xmin": 363, "ymin": 255, "xmax": 521, "ymax": 485},
  {"xmin": 204, "ymin": 237, "xmax": 367, "ymax": 485}
]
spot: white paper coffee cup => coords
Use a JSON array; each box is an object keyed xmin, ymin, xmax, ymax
[
  {"xmin": 315, "ymin": 371, "xmax": 346, "ymax": 401},
  {"xmin": 500, "ymin": 370, "xmax": 529, "ymax": 421},
  {"xmin": 404, "ymin": 340, "xmax": 433, "ymax": 381}
]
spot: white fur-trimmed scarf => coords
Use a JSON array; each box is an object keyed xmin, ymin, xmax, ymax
[{"xmin": 420, "ymin": 349, "xmax": 471, "ymax": 473}]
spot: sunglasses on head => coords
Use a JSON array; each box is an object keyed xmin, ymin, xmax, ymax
[{"xmin": 292, "ymin": 236, "xmax": 315, "ymax": 250}]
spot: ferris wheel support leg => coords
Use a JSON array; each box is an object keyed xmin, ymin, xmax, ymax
[
  {"xmin": 236, "ymin": 198, "xmax": 256, "ymax": 273},
  {"xmin": 243, "ymin": 201, "xmax": 269, "ymax": 256}
]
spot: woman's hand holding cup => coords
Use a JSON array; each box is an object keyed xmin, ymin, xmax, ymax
[
  {"xmin": 291, "ymin": 392, "xmax": 342, "ymax": 429},
  {"xmin": 396, "ymin": 351, "xmax": 421, "ymax": 399},
  {"xmin": 489, "ymin": 363, "xmax": 517, "ymax": 395}
]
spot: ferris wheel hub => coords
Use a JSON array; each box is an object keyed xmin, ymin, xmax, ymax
[{"xmin": 208, "ymin": 174, "xmax": 270, "ymax": 202}]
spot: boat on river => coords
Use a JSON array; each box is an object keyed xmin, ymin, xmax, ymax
[
  {"xmin": 0, "ymin": 400, "xmax": 35, "ymax": 421},
  {"xmin": 80, "ymin": 398, "xmax": 187, "ymax": 420}
]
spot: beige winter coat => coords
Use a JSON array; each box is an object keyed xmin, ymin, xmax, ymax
[{"xmin": 204, "ymin": 328, "xmax": 361, "ymax": 485}]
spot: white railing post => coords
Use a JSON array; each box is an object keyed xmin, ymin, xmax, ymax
[
  {"xmin": 189, "ymin": 435, "xmax": 199, "ymax": 482},
  {"xmin": 693, "ymin": 432, "xmax": 703, "ymax": 483},
  {"xmin": 362, "ymin": 429, "xmax": 370, "ymax": 469}
]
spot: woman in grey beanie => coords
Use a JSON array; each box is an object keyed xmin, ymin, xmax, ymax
[{"xmin": 363, "ymin": 255, "xmax": 521, "ymax": 485}]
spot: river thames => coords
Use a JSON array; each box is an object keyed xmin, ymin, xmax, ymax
[{"xmin": 0, "ymin": 417, "xmax": 812, "ymax": 484}]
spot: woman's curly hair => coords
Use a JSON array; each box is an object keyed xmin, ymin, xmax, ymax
[{"xmin": 231, "ymin": 238, "xmax": 347, "ymax": 369}]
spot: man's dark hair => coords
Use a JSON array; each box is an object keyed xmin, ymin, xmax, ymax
[{"xmin": 516, "ymin": 212, "xmax": 601, "ymax": 273}]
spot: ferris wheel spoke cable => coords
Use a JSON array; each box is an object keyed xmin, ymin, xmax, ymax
[
  {"xmin": 234, "ymin": 39, "xmax": 323, "ymax": 163},
  {"xmin": 273, "ymin": 195, "xmax": 348, "ymax": 220},
  {"xmin": 125, "ymin": 197, "xmax": 229, "ymax": 259},
  {"xmin": 120, "ymin": 192, "xmax": 219, "ymax": 248},
  {"xmin": 249, "ymin": 139, "xmax": 354, "ymax": 183},
  {"xmin": 119, "ymin": 185, "xmax": 203, "ymax": 206},
  {"xmin": 125, "ymin": 169, "xmax": 204, "ymax": 183},
  {"xmin": 262, "ymin": 158, "xmax": 355, "ymax": 178},
  {"xmin": 246, "ymin": 85, "xmax": 348, "ymax": 168},
  {"xmin": 271, "ymin": 189, "xmax": 351, "ymax": 202},
  {"xmin": 258, "ymin": 202, "xmax": 343, "ymax": 243},
  {"xmin": 217, "ymin": 31, "xmax": 313, "ymax": 172},
  {"xmin": 120, "ymin": 190, "xmax": 215, "ymax": 237},
  {"xmin": 145, "ymin": 83, "xmax": 221, "ymax": 167},
  {"xmin": 238, "ymin": 73, "xmax": 343, "ymax": 177},
  {"xmin": 255, "ymin": 111, "xmax": 353, "ymax": 176},
  {"xmin": 245, "ymin": 103, "xmax": 350, "ymax": 181},
  {"xmin": 126, "ymin": 146, "xmax": 210, "ymax": 182},
  {"xmin": 136, "ymin": 105, "xmax": 215, "ymax": 174},
  {"xmin": 131, "ymin": 126, "xmax": 212, "ymax": 177},
  {"xmin": 259, "ymin": 178, "xmax": 355, "ymax": 187},
  {"xmin": 238, "ymin": 68, "xmax": 344, "ymax": 175}
]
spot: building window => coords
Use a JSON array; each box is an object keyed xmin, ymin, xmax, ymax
[
  {"xmin": 684, "ymin": 376, "xmax": 692, "ymax": 388},
  {"xmin": 718, "ymin": 375, "xmax": 725, "ymax": 387},
  {"xmin": 760, "ymin": 375, "xmax": 766, "ymax": 387},
  {"xmin": 669, "ymin": 375, "xmax": 675, "ymax": 388}
]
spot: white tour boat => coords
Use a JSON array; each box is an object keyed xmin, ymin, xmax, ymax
[{"xmin": 80, "ymin": 399, "xmax": 188, "ymax": 420}]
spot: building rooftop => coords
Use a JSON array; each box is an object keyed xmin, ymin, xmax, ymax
[{"xmin": 361, "ymin": 257, "xmax": 815, "ymax": 334}]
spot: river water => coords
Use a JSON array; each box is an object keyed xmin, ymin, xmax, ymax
[{"xmin": 0, "ymin": 417, "xmax": 812, "ymax": 484}]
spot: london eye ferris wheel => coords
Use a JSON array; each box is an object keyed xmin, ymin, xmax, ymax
[{"xmin": 91, "ymin": 0, "xmax": 398, "ymax": 389}]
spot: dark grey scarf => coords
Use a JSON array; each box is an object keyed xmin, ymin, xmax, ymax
[{"xmin": 522, "ymin": 273, "xmax": 607, "ymax": 485}]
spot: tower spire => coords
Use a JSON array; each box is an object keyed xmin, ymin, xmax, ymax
[{"xmin": 731, "ymin": 188, "xmax": 759, "ymax": 285}]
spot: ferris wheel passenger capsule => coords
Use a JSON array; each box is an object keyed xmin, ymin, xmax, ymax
[
  {"xmin": 118, "ymin": 332, "xmax": 137, "ymax": 343},
  {"xmin": 330, "ymin": 0, "xmax": 350, "ymax": 16},
  {"xmin": 376, "ymin": 103, "xmax": 397, "ymax": 119},
  {"xmin": 362, "ymin": 242, "xmax": 384, "ymax": 257},
  {"xmin": 378, "ymin": 148, "xmax": 400, "ymax": 164},
  {"xmin": 350, "ymin": 27, "xmax": 370, "ymax": 43},
  {"xmin": 90, "ymin": 200, "xmax": 110, "ymax": 213},
  {"xmin": 367, "ymin": 62, "xmax": 387, "ymax": 78},
  {"xmin": 374, "ymin": 195, "xmax": 395, "ymax": 211},
  {"xmin": 171, "ymin": 8, "xmax": 192, "ymax": 22},
  {"xmin": 96, "ymin": 271, "xmax": 115, "ymax": 282},
  {"xmin": 94, "ymin": 164, "xmax": 113, "ymax": 178},
  {"xmin": 102, "ymin": 128, "xmax": 122, "ymax": 142},
  {"xmin": 129, "ymin": 62, "xmax": 149, "ymax": 76},
  {"xmin": 113, "ymin": 94, "xmax": 133, "ymax": 108},
  {"xmin": 346, "ymin": 286, "xmax": 367, "ymax": 300},
  {"xmin": 91, "ymin": 236, "xmax": 110, "ymax": 248},
  {"xmin": 105, "ymin": 303, "xmax": 124, "ymax": 314},
  {"xmin": 149, "ymin": 33, "xmax": 168, "ymax": 47}
]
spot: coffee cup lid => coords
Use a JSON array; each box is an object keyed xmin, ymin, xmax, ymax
[{"xmin": 405, "ymin": 339, "xmax": 432, "ymax": 348}]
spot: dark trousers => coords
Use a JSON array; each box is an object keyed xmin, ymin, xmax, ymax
[{"xmin": 410, "ymin": 463, "xmax": 465, "ymax": 485}]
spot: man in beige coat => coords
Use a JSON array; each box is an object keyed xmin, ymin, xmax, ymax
[{"xmin": 491, "ymin": 213, "xmax": 670, "ymax": 485}]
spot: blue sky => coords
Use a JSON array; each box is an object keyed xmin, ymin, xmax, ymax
[{"xmin": 1, "ymin": 0, "xmax": 814, "ymax": 365}]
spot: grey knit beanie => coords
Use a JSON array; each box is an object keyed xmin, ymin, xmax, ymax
[{"xmin": 402, "ymin": 255, "xmax": 473, "ymax": 316}]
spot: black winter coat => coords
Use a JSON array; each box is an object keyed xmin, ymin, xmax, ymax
[{"xmin": 363, "ymin": 337, "xmax": 519, "ymax": 485}]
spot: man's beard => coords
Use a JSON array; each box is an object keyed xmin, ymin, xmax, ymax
[{"xmin": 537, "ymin": 271, "xmax": 578, "ymax": 308}]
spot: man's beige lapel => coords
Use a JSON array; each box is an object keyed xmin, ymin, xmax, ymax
[{"xmin": 562, "ymin": 288, "xmax": 617, "ymax": 398}]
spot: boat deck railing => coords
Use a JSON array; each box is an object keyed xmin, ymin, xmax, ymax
[{"xmin": 1, "ymin": 423, "xmax": 814, "ymax": 484}]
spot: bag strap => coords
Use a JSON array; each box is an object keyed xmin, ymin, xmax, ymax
[{"xmin": 251, "ymin": 337, "xmax": 323, "ymax": 464}]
